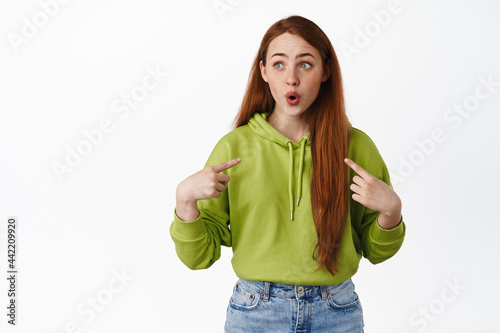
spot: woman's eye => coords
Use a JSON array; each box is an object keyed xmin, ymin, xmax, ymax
[
  {"xmin": 300, "ymin": 63, "xmax": 312, "ymax": 69},
  {"xmin": 274, "ymin": 63, "xmax": 283, "ymax": 69}
]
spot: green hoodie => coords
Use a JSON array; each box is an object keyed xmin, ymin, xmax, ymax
[{"xmin": 170, "ymin": 112, "xmax": 406, "ymax": 286}]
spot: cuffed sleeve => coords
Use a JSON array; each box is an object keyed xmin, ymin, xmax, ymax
[
  {"xmin": 363, "ymin": 213, "xmax": 406, "ymax": 264},
  {"xmin": 170, "ymin": 205, "xmax": 232, "ymax": 270},
  {"xmin": 171, "ymin": 207, "xmax": 206, "ymax": 240},
  {"xmin": 371, "ymin": 214, "xmax": 405, "ymax": 242}
]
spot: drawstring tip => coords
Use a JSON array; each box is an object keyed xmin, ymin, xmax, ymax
[
  {"xmin": 296, "ymin": 197, "xmax": 301, "ymax": 206},
  {"xmin": 291, "ymin": 211, "xmax": 294, "ymax": 220}
]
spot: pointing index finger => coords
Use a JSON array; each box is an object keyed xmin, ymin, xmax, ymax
[
  {"xmin": 344, "ymin": 158, "xmax": 371, "ymax": 179},
  {"xmin": 211, "ymin": 158, "xmax": 242, "ymax": 173}
]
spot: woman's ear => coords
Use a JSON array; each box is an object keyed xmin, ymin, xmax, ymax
[
  {"xmin": 322, "ymin": 61, "xmax": 331, "ymax": 82},
  {"xmin": 259, "ymin": 60, "xmax": 269, "ymax": 83}
]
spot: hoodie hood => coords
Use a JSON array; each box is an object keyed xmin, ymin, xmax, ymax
[{"xmin": 248, "ymin": 112, "xmax": 311, "ymax": 221}]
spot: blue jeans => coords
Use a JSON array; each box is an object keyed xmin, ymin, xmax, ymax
[{"xmin": 224, "ymin": 277, "xmax": 364, "ymax": 333}]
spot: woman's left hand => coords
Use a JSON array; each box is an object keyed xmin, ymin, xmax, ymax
[{"xmin": 344, "ymin": 157, "xmax": 402, "ymax": 229}]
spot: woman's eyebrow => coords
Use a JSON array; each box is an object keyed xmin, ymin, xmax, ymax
[{"xmin": 270, "ymin": 53, "xmax": 316, "ymax": 59}]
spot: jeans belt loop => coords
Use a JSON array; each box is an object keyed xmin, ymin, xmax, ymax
[
  {"xmin": 321, "ymin": 285, "xmax": 328, "ymax": 299},
  {"xmin": 263, "ymin": 281, "xmax": 271, "ymax": 301}
]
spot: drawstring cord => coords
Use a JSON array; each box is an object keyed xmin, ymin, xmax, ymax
[
  {"xmin": 287, "ymin": 141, "xmax": 294, "ymax": 220},
  {"xmin": 288, "ymin": 136, "xmax": 309, "ymax": 221}
]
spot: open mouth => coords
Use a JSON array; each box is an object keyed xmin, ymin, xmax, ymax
[{"xmin": 286, "ymin": 91, "xmax": 300, "ymax": 105}]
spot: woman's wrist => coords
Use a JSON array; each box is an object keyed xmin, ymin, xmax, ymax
[
  {"xmin": 175, "ymin": 195, "xmax": 200, "ymax": 222},
  {"xmin": 377, "ymin": 211, "xmax": 402, "ymax": 230}
]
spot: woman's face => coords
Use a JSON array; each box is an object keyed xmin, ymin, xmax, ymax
[{"xmin": 260, "ymin": 32, "xmax": 330, "ymax": 120}]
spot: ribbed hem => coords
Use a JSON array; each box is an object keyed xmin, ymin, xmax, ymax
[
  {"xmin": 371, "ymin": 214, "xmax": 405, "ymax": 242},
  {"xmin": 172, "ymin": 207, "xmax": 206, "ymax": 240}
]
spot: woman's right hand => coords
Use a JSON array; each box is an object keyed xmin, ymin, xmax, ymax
[{"xmin": 175, "ymin": 158, "xmax": 242, "ymax": 221}]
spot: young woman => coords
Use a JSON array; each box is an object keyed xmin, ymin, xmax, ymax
[{"xmin": 170, "ymin": 15, "xmax": 406, "ymax": 333}]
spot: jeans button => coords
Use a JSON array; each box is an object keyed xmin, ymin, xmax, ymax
[{"xmin": 298, "ymin": 286, "xmax": 304, "ymax": 293}]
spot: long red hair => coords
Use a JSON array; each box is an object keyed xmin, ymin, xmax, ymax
[{"xmin": 231, "ymin": 15, "xmax": 352, "ymax": 277}]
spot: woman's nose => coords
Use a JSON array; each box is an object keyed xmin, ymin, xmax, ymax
[{"xmin": 286, "ymin": 69, "xmax": 299, "ymax": 86}]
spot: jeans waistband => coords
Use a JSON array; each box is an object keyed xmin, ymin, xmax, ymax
[{"xmin": 236, "ymin": 278, "xmax": 354, "ymax": 301}]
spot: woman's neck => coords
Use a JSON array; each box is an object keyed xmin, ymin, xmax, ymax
[{"xmin": 267, "ymin": 110, "xmax": 310, "ymax": 143}]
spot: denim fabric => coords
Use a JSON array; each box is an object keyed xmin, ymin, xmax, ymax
[{"xmin": 224, "ymin": 277, "xmax": 364, "ymax": 333}]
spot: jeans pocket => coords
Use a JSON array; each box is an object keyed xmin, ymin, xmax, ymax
[
  {"xmin": 228, "ymin": 280, "xmax": 263, "ymax": 311},
  {"xmin": 326, "ymin": 279, "xmax": 360, "ymax": 310}
]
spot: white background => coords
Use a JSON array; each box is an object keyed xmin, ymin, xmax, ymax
[{"xmin": 1, "ymin": 0, "xmax": 499, "ymax": 332}]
